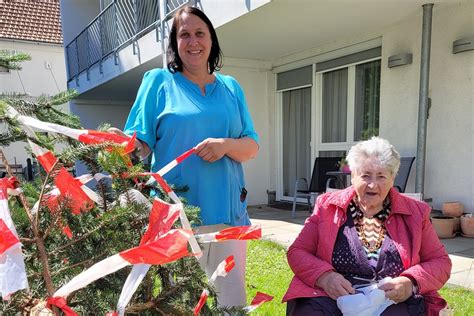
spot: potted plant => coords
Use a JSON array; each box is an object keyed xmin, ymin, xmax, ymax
[{"xmin": 338, "ymin": 157, "xmax": 351, "ymax": 173}]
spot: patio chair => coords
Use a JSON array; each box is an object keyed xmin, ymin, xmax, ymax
[
  {"xmin": 393, "ymin": 156, "xmax": 415, "ymax": 192},
  {"xmin": 291, "ymin": 156, "xmax": 342, "ymax": 218}
]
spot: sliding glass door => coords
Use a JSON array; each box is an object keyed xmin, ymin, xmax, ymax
[{"xmin": 282, "ymin": 87, "xmax": 312, "ymax": 197}]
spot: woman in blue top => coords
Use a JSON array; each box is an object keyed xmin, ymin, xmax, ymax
[{"xmin": 112, "ymin": 5, "xmax": 259, "ymax": 308}]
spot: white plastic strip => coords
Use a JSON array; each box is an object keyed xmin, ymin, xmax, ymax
[
  {"xmin": 0, "ymin": 196, "xmax": 28, "ymax": 300},
  {"xmin": 116, "ymin": 264, "xmax": 151, "ymax": 316},
  {"xmin": 53, "ymin": 254, "xmax": 129, "ymax": 298}
]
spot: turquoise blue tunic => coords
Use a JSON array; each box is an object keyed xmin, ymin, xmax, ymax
[{"xmin": 124, "ymin": 69, "xmax": 259, "ymax": 226}]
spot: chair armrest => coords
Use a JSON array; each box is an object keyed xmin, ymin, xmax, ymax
[
  {"xmin": 294, "ymin": 178, "xmax": 309, "ymax": 192},
  {"xmin": 326, "ymin": 178, "xmax": 336, "ymax": 190}
]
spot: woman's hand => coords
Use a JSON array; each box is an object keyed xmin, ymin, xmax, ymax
[
  {"xmin": 378, "ymin": 276, "xmax": 414, "ymax": 303},
  {"xmin": 315, "ymin": 271, "xmax": 355, "ymax": 300},
  {"xmin": 194, "ymin": 138, "xmax": 228, "ymax": 162},
  {"xmin": 108, "ymin": 127, "xmax": 151, "ymax": 159},
  {"xmin": 195, "ymin": 137, "xmax": 258, "ymax": 163}
]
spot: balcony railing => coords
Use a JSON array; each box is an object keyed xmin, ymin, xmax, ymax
[{"xmin": 65, "ymin": 0, "xmax": 190, "ymax": 82}]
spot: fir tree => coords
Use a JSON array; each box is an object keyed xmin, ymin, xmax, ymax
[{"xmin": 0, "ymin": 52, "xmax": 243, "ymax": 315}]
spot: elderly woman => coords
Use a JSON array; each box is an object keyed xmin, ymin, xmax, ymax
[{"xmin": 283, "ymin": 137, "xmax": 451, "ymax": 315}]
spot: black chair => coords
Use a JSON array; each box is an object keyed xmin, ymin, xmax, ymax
[
  {"xmin": 291, "ymin": 157, "xmax": 342, "ymax": 218},
  {"xmin": 393, "ymin": 157, "xmax": 415, "ymax": 192}
]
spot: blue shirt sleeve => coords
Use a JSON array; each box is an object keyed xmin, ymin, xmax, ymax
[
  {"xmin": 220, "ymin": 75, "xmax": 260, "ymax": 145},
  {"xmin": 123, "ymin": 69, "xmax": 164, "ymax": 149}
]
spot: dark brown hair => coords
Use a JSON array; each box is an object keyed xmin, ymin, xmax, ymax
[{"xmin": 167, "ymin": 6, "xmax": 222, "ymax": 74}]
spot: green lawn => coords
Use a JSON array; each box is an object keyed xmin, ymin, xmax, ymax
[{"xmin": 246, "ymin": 240, "xmax": 474, "ymax": 315}]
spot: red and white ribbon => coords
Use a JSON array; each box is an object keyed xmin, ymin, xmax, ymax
[
  {"xmin": 193, "ymin": 256, "xmax": 235, "ymax": 315},
  {"xmin": 53, "ymin": 229, "xmax": 192, "ymax": 299},
  {"xmin": 193, "ymin": 289, "xmax": 210, "ymax": 316},
  {"xmin": 195, "ymin": 225, "xmax": 262, "ymax": 243},
  {"xmin": 6, "ymin": 106, "xmax": 136, "ymax": 153},
  {"xmin": 116, "ymin": 198, "xmax": 199, "ymax": 315},
  {"xmin": 0, "ymin": 177, "xmax": 28, "ymax": 300},
  {"xmin": 29, "ymin": 141, "xmax": 99, "ymax": 215},
  {"xmin": 46, "ymin": 297, "xmax": 78, "ymax": 316},
  {"xmin": 139, "ymin": 198, "xmax": 181, "ymax": 245},
  {"xmin": 144, "ymin": 148, "xmax": 195, "ymax": 186},
  {"xmin": 146, "ymin": 173, "xmax": 201, "ymax": 256},
  {"xmin": 243, "ymin": 292, "xmax": 274, "ymax": 313}
]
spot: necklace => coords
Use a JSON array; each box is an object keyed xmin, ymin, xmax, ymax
[
  {"xmin": 356, "ymin": 216, "xmax": 385, "ymax": 253},
  {"xmin": 349, "ymin": 198, "xmax": 390, "ymax": 253}
]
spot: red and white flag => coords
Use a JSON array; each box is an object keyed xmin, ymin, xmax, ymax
[
  {"xmin": 196, "ymin": 225, "xmax": 262, "ymax": 243},
  {"xmin": 0, "ymin": 178, "xmax": 28, "ymax": 300},
  {"xmin": 243, "ymin": 292, "xmax": 274, "ymax": 313},
  {"xmin": 193, "ymin": 256, "xmax": 236, "ymax": 315}
]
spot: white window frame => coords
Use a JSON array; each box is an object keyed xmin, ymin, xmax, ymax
[{"xmin": 314, "ymin": 56, "xmax": 381, "ymax": 156}]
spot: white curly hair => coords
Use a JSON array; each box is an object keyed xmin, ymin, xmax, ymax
[{"xmin": 346, "ymin": 136, "xmax": 401, "ymax": 176}]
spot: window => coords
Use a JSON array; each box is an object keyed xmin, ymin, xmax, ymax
[
  {"xmin": 354, "ymin": 60, "xmax": 380, "ymax": 140},
  {"xmin": 316, "ymin": 48, "xmax": 381, "ymax": 156}
]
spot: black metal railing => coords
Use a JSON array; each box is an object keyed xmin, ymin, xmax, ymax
[{"xmin": 65, "ymin": 0, "xmax": 189, "ymax": 82}]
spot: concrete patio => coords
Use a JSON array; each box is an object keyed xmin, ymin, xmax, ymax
[{"xmin": 248, "ymin": 204, "xmax": 474, "ymax": 290}]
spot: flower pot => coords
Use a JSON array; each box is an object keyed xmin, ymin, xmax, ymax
[
  {"xmin": 460, "ymin": 214, "xmax": 474, "ymax": 237},
  {"xmin": 431, "ymin": 216, "xmax": 456, "ymax": 239},
  {"xmin": 442, "ymin": 202, "xmax": 464, "ymax": 217},
  {"xmin": 453, "ymin": 216, "xmax": 461, "ymax": 233}
]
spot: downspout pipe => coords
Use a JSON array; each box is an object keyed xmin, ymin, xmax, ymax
[{"xmin": 415, "ymin": 3, "xmax": 433, "ymax": 195}]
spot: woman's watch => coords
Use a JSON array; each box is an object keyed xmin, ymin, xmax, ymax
[{"xmin": 412, "ymin": 282, "xmax": 419, "ymax": 295}]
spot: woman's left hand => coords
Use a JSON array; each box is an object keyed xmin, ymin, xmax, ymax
[
  {"xmin": 378, "ymin": 276, "xmax": 414, "ymax": 303},
  {"xmin": 195, "ymin": 138, "xmax": 228, "ymax": 162}
]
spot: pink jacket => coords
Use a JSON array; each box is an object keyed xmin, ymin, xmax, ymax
[{"xmin": 282, "ymin": 187, "xmax": 452, "ymax": 315}]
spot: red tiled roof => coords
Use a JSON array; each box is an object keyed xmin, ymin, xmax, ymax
[{"xmin": 0, "ymin": 0, "xmax": 63, "ymax": 45}]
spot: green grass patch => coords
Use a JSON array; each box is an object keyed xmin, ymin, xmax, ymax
[
  {"xmin": 439, "ymin": 284, "xmax": 474, "ymax": 315},
  {"xmin": 246, "ymin": 240, "xmax": 292, "ymax": 315},
  {"xmin": 246, "ymin": 239, "xmax": 474, "ymax": 315}
]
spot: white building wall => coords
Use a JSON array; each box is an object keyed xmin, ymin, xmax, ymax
[
  {"xmin": 0, "ymin": 40, "xmax": 67, "ymax": 169},
  {"xmin": 69, "ymin": 100, "xmax": 133, "ymax": 176},
  {"xmin": 381, "ymin": 2, "xmax": 473, "ymax": 212},
  {"xmin": 221, "ymin": 58, "xmax": 272, "ymax": 205}
]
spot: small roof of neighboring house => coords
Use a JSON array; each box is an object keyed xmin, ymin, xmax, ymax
[{"xmin": 0, "ymin": 0, "xmax": 62, "ymax": 45}]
